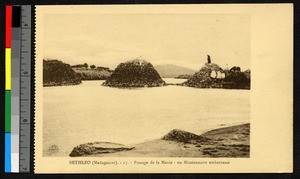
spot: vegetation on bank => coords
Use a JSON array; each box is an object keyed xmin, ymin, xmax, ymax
[
  {"xmin": 72, "ymin": 63, "xmax": 113, "ymax": 80},
  {"xmin": 175, "ymin": 74, "xmax": 193, "ymax": 79},
  {"xmin": 73, "ymin": 68, "xmax": 112, "ymax": 80}
]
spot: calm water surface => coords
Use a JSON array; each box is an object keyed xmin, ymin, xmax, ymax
[{"xmin": 43, "ymin": 79, "xmax": 250, "ymax": 156}]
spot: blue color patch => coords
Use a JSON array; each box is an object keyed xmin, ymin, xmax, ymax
[{"xmin": 5, "ymin": 133, "xmax": 11, "ymax": 172}]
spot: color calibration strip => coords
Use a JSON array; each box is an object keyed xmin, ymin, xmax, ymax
[
  {"xmin": 5, "ymin": 5, "xmax": 31, "ymax": 173},
  {"xmin": 5, "ymin": 5, "xmax": 12, "ymax": 173}
]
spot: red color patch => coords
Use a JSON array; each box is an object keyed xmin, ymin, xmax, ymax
[{"xmin": 5, "ymin": 6, "xmax": 12, "ymax": 48}]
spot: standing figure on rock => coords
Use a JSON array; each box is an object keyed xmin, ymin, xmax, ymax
[{"xmin": 207, "ymin": 55, "xmax": 211, "ymax": 64}]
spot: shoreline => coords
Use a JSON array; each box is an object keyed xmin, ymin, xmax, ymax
[{"xmin": 44, "ymin": 79, "xmax": 250, "ymax": 90}]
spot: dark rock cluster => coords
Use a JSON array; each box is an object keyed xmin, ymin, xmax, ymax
[
  {"xmin": 222, "ymin": 67, "xmax": 250, "ymax": 89},
  {"xmin": 43, "ymin": 59, "xmax": 82, "ymax": 87},
  {"xmin": 183, "ymin": 57, "xmax": 250, "ymax": 89},
  {"xmin": 183, "ymin": 63, "xmax": 225, "ymax": 88},
  {"xmin": 103, "ymin": 59, "xmax": 166, "ymax": 88}
]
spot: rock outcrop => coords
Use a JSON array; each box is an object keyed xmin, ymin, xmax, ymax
[
  {"xmin": 183, "ymin": 63, "xmax": 225, "ymax": 88},
  {"xmin": 200, "ymin": 123, "xmax": 250, "ymax": 157},
  {"xmin": 162, "ymin": 129, "xmax": 210, "ymax": 143},
  {"xmin": 43, "ymin": 59, "xmax": 81, "ymax": 86},
  {"xmin": 103, "ymin": 59, "xmax": 166, "ymax": 88},
  {"xmin": 69, "ymin": 142, "xmax": 134, "ymax": 157},
  {"xmin": 183, "ymin": 55, "xmax": 250, "ymax": 89}
]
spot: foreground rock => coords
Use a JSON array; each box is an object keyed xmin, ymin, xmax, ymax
[
  {"xmin": 70, "ymin": 123, "xmax": 250, "ymax": 158},
  {"xmin": 162, "ymin": 129, "xmax": 211, "ymax": 144},
  {"xmin": 200, "ymin": 123, "xmax": 250, "ymax": 157},
  {"xmin": 69, "ymin": 142, "xmax": 134, "ymax": 157},
  {"xmin": 103, "ymin": 59, "xmax": 166, "ymax": 88},
  {"xmin": 43, "ymin": 59, "xmax": 81, "ymax": 86}
]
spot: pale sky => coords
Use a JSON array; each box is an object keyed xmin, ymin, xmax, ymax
[{"xmin": 43, "ymin": 13, "xmax": 250, "ymax": 71}]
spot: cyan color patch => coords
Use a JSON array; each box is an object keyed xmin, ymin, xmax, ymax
[{"xmin": 5, "ymin": 133, "xmax": 11, "ymax": 172}]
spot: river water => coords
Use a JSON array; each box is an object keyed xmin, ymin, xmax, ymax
[{"xmin": 43, "ymin": 79, "xmax": 250, "ymax": 156}]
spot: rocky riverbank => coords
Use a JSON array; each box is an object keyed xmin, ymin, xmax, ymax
[{"xmin": 69, "ymin": 123, "xmax": 250, "ymax": 158}]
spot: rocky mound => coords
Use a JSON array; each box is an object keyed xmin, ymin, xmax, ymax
[
  {"xmin": 162, "ymin": 129, "xmax": 210, "ymax": 143},
  {"xmin": 183, "ymin": 63, "xmax": 225, "ymax": 88},
  {"xmin": 183, "ymin": 64, "xmax": 250, "ymax": 89},
  {"xmin": 103, "ymin": 59, "xmax": 166, "ymax": 88},
  {"xmin": 43, "ymin": 59, "xmax": 81, "ymax": 86},
  {"xmin": 69, "ymin": 142, "xmax": 134, "ymax": 157}
]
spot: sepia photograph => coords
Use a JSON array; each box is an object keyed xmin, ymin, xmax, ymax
[
  {"xmin": 42, "ymin": 11, "xmax": 250, "ymax": 158},
  {"xmin": 34, "ymin": 4, "xmax": 292, "ymax": 173}
]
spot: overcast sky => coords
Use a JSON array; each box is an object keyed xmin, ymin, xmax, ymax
[{"xmin": 43, "ymin": 13, "xmax": 250, "ymax": 71}]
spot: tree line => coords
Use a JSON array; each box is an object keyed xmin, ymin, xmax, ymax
[{"xmin": 71, "ymin": 63, "xmax": 97, "ymax": 69}]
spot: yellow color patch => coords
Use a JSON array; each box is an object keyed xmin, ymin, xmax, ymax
[{"xmin": 5, "ymin": 48, "xmax": 11, "ymax": 90}]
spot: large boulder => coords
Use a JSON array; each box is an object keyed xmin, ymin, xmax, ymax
[
  {"xmin": 103, "ymin": 59, "xmax": 166, "ymax": 88},
  {"xmin": 43, "ymin": 59, "xmax": 81, "ymax": 86},
  {"xmin": 162, "ymin": 129, "xmax": 210, "ymax": 144}
]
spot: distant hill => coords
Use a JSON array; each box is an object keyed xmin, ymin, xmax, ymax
[{"xmin": 154, "ymin": 64, "xmax": 196, "ymax": 78}]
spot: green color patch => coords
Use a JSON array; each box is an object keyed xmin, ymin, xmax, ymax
[{"xmin": 5, "ymin": 90, "xmax": 11, "ymax": 132}]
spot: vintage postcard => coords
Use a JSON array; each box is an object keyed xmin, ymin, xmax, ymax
[{"xmin": 34, "ymin": 4, "xmax": 293, "ymax": 173}]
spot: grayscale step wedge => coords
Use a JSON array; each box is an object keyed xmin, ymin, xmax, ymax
[{"xmin": 19, "ymin": 5, "xmax": 31, "ymax": 173}]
